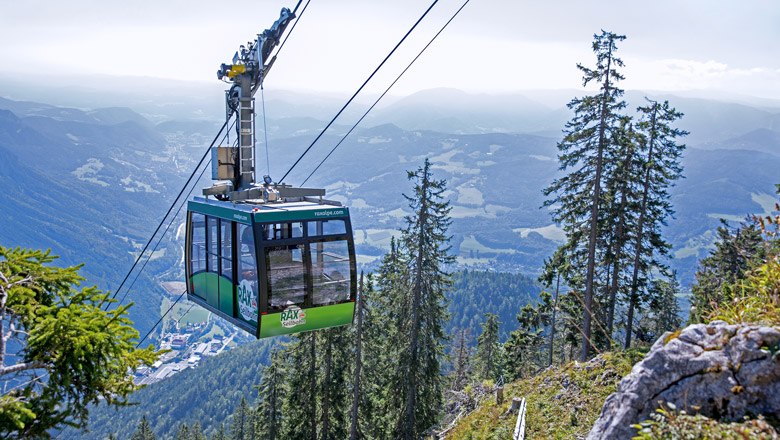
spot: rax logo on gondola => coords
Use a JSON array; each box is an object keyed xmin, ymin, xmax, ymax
[
  {"xmin": 280, "ymin": 305, "xmax": 306, "ymax": 328},
  {"xmin": 237, "ymin": 279, "xmax": 258, "ymax": 322}
]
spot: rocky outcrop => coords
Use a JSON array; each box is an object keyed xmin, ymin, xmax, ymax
[{"xmin": 587, "ymin": 321, "xmax": 780, "ymax": 439}]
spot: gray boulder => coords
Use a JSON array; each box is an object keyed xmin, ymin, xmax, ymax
[{"xmin": 587, "ymin": 321, "xmax": 780, "ymax": 439}]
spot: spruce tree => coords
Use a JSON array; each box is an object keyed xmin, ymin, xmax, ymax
[
  {"xmin": 256, "ymin": 348, "xmax": 285, "ymax": 440},
  {"xmin": 175, "ymin": 424, "xmax": 190, "ymax": 440},
  {"xmin": 230, "ymin": 398, "xmax": 252, "ymax": 440},
  {"xmin": 451, "ymin": 329, "xmax": 471, "ymax": 391},
  {"xmin": 318, "ymin": 327, "xmax": 350, "ymax": 440},
  {"xmin": 543, "ymin": 31, "xmax": 627, "ymax": 361},
  {"xmin": 281, "ymin": 333, "xmax": 317, "ymax": 440},
  {"xmin": 624, "ymin": 99, "xmax": 686, "ymax": 347},
  {"xmin": 356, "ymin": 273, "xmax": 395, "ymax": 440},
  {"xmin": 539, "ymin": 248, "xmax": 569, "ymax": 366},
  {"xmin": 349, "ymin": 273, "xmax": 366, "ymax": 440},
  {"xmin": 190, "ymin": 422, "xmax": 206, "ymax": 440},
  {"xmin": 474, "ymin": 314, "xmax": 501, "ymax": 382},
  {"xmin": 130, "ymin": 416, "xmax": 156, "ymax": 440},
  {"xmin": 391, "ymin": 158, "xmax": 453, "ymax": 439},
  {"xmin": 212, "ymin": 424, "xmax": 227, "ymax": 440}
]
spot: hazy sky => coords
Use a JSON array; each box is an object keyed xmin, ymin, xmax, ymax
[{"xmin": 2, "ymin": 0, "xmax": 779, "ymax": 99}]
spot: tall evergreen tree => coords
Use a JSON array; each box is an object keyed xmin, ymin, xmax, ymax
[
  {"xmin": 543, "ymin": 31, "xmax": 628, "ymax": 361},
  {"xmin": 539, "ymin": 248, "xmax": 570, "ymax": 366},
  {"xmin": 356, "ymin": 274, "xmax": 395, "ymax": 440},
  {"xmin": 190, "ymin": 422, "xmax": 207, "ymax": 440},
  {"xmin": 391, "ymin": 159, "xmax": 453, "ymax": 439},
  {"xmin": 624, "ymin": 99, "xmax": 686, "ymax": 347},
  {"xmin": 318, "ymin": 327, "xmax": 350, "ymax": 440},
  {"xmin": 212, "ymin": 424, "xmax": 227, "ymax": 440},
  {"xmin": 230, "ymin": 398, "xmax": 252, "ymax": 440},
  {"xmin": 451, "ymin": 329, "xmax": 471, "ymax": 391},
  {"xmin": 130, "ymin": 416, "xmax": 157, "ymax": 440},
  {"xmin": 349, "ymin": 274, "xmax": 366, "ymax": 440},
  {"xmin": 175, "ymin": 424, "xmax": 190, "ymax": 440},
  {"xmin": 256, "ymin": 348, "xmax": 285, "ymax": 440},
  {"xmin": 474, "ymin": 314, "xmax": 501, "ymax": 382},
  {"xmin": 281, "ymin": 333, "xmax": 318, "ymax": 440}
]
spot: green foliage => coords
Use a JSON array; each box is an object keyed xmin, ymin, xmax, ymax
[
  {"xmin": 634, "ymin": 406, "xmax": 778, "ymax": 439},
  {"xmin": 447, "ymin": 351, "xmax": 645, "ymax": 439},
  {"xmin": 448, "ymin": 270, "xmax": 541, "ymax": 340},
  {"xmin": 130, "ymin": 416, "xmax": 157, "ymax": 440},
  {"xmin": 474, "ymin": 314, "xmax": 502, "ymax": 381},
  {"xmin": 0, "ymin": 245, "xmax": 158, "ymax": 437},
  {"xmin": 707, "ymin": 258, "xmax": 780, "ymax": 326},
  {"xmin": 390, "ymin": 158, "xmax": 453, "ymax": 439},
  {"xmin": 255, "ymin": 348, "xmax": 284, "ymax": 440}
]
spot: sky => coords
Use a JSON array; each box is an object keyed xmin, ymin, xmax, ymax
[{"xmin": 1, "ymin": 0, "xmax": 780, "ymax": 99}]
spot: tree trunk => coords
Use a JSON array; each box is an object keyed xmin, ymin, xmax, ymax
[
  {"xmin": 606, "ymin": 140, "xmax": 633, "ymax": 348},
  {"xmin": 349, "ymin": 274, "xmax": 365, "ymax": 440},
  {"xmin": 402, "ymin": 162, "xmax": 430, "ymax": 439},
  {"xmin": 309, "ymin": 333, "xmax": 317, "ymax": 440},
  {"xmin": 625, "ymin": 103, "xmax": 658, "ymax": 349},
  {"xmin": 322, "ymin": 332, "xmax": 332, "ymax": 439},
  {"xmin": 548, "ymin": 273, "xmax": 560, "ymax": 366},
  {"xmin": 581, "ymin": 42, "xmax": 614, "ymax": 362}
]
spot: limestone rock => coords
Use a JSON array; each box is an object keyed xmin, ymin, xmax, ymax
[{"xmin": 587, "ymin": 321, "xmax": 780, "ymax": 439}]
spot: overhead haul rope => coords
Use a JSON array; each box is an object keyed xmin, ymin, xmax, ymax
[
  {"xmin": 279, "ymin": 0, "xmax": 441, "ymax": 183},
  {"xmin": 301, "ymin": 0, "xmax": 472, "ymax": 186},
  {"xmin": 115, "ymin": 119, "xmax": 236, "ymax": 310},
  {"xmin": 136, "ymin": 156, "xmax": 213, "ymax": 347},
  {"xmin": 105, "ymin": 120, "xmax": 228, "ymax": 310}
]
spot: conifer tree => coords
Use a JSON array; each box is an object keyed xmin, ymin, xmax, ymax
[
  {"xmin": 175, "ymin": 424, "xmax": 190, "ymax": 440},
  {"xmin": 624, "ymin": 99, "xmax": 686, "ymax": 347},
  {"xmin": 281, "ymin": 333, "xmax": 317, "ymax": 440},
  {"xmin": 130, "ymin": 416, "xmax": 157, "ymax": 440},
  {"xmin": 355, "ymin": 274, "xmax": 395, "ymax": 440},
  {"xmin": 543, "ymin": 31, "xmax": 628, "ymax": 361},
  {"xmin": 230, "ymin": 398, "xmax": 252, "ymax": 440},
  {"xmin": 539, "ymin": 248, "xmax": 569, "ymax": 366},
  {"xmin": 212, "ymin": 424, "xmax": 227, "ymax": 440},
  {"xmin": 690, "ymin": 221, "xmax": 765, "ymax": 321},
  {"xmin": 451, "ymin": 329, "xmax": 471, "ymax": 391},
  {"xmin": 318, "ymin": 327, "xmax": 350, "ymax": 440},
  {"xmin": 256, "ymin": 348, "xmax": 285, "ymax": 440},
  {"xmin": 391, "ymin": 158, "xmax": 453, "ymax": 439},
  {"xmin": 190, "ymin": 422, "xmax": 207, "ymax": 440},
  {"xmin": 349, "ymin": 273, "xmax": 366, "ymax": 440},
  {"xmin": 474, "ymin": 314, "xmax": 501, "ymax": 381}
]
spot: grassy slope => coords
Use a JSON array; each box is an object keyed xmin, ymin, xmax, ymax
[{"xmin": 447, "ymin": 351, "xmax": 645, "ymax": 440}]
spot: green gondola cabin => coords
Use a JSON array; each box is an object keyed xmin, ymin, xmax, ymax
[{"xmin": 185, "ymin": 197, "xmax": 357, "ymax": 338}]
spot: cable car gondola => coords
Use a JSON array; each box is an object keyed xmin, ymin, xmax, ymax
[{"xmin": 184, "ymin": 7, "xmax": 357, "ymax": 338}]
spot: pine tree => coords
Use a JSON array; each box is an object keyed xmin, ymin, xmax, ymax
[
  {"xmin": 474, "ymin": 314, "xmax": 501, "ymax": 382},
  {"xmin": 190, "ymin": 422, "xmax": 207, "ymax": 440},
  {"xmin": 356, "ymin": 274, "xmax": 395, "ymax": 440},
  {"xmin": 256, "ymin": 348, "xmax": 285, "ymax": 440},
  {"xmin": 539, "ymin": 248, "xmax": 569, "ymax": 366},
  {"xmin": 212, "ymin": 424, "xmax": 227, "ymax": 440},
  {"xmin": 349, "ymin": 273, "xmax": 366, "ymax": 440},
  {"xmin": 130, "ymin": 416, "xmax": 156, "ymax": 440},
  {"xmin": 543, "ymin": 31, "xmax": 628, "ymax": 361},
  {"xmin": 318, "ymin": 327, "xmax": 350, "ymax": 440},
  {"xmin": 645, "ymin": 275, "xmax": 682, "ymax": 337},
  {"xmin": 391, "ymin": 158, "xmax": 453, "ymax": 439},
  {"xmin": 451, "ymin": 329, "xmax": 471, "ymax": 391},
  {"xmin": 175, "ymin": 424, "xmax": 190, "ymax": 440},
  {"xmin": 624, "ymin": 99, "xmax": 686, "ymax": 347},
  {"xmin": 230, "ymin": 398, "xmax": 252, "ymax": 440},
  {"xmin": 281, "ymin": 333, "xmax": 317, "ymax": 440}
]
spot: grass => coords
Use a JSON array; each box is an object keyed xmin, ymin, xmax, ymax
[
  {"xmin": 446, "ymin": 350, "xmax": 645, "ymax": 439},
  {"xmin": 635, "ymin": 406, "xmax": 778, "ymax": 439}
]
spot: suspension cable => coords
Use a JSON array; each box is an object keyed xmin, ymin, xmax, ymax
[
  {"xmin": 278, "ymin": 0, "xmax": 310, "ymax": 55},
  {"xmin": 115, "ymin": 119, "xmax": 236, "ymax": 309},
  {"xmin": 279, "ymin": 0, "xmax": 440, "ymax": 183},
  {"xmin": 106, "ymin": 120, "xmax": 228, "ymax": 309},
  {"xmin": 136, "ymin": 154, "xmax": 213, "ymax": 347},
  {"xmin": 302, "ymin": 0, "xmax": 472, "ymax": 186}
]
